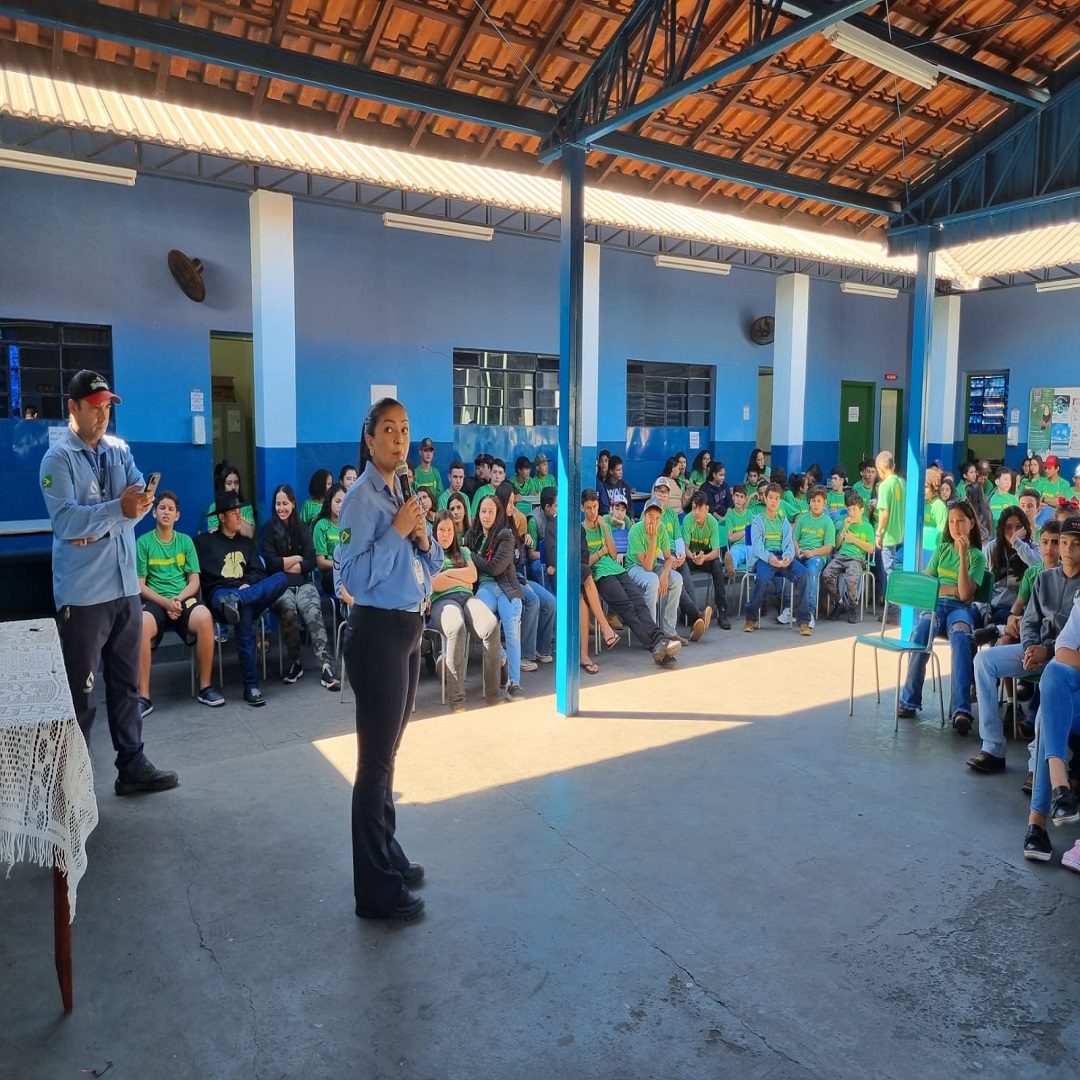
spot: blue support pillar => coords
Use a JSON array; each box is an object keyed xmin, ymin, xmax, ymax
[
  {"xmin": 901, "ymin": 229, "xmax": 937, "ymax": 635},
  {"xmin": 555, "ymin": 145, "xmax": 585, "ymax": 717},
  {"xmin": 770, "ymin": 273, "xmax": 809, "ymax": 474},
  {"xmin": 926, "ymin": 295, "xmax": 962, "ymax": 469}
]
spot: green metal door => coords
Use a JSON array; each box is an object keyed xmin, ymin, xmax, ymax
[{"xmin": 838, "ymin": 381, "xmax": 875, "ymax": 479}]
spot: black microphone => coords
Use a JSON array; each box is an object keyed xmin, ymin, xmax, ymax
[{"xmin": 395, "ymin": 462, "xmax": 414, "ymax": 506}]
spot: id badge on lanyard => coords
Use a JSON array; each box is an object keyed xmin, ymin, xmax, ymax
[{"xmin": 412, "ymin": 556, "xmax": 425, "ymax": 590}]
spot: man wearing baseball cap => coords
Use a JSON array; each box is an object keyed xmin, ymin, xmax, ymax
[
  {"xmin": 39, "ymin": 370, "xmax": 178, "ymax": 796},
  {"xmin": 532, "ymin": 452, "xmax": 555, "ymax": 491},
  {"xmin": 463, "ymin": 452, "xmax": 491, "ymax": 500},
  {"xmin": 414, "ymin": 438, "xmax": 443, "ymax": 499},
  {"xmin": 1039, "ymin": 455, "xmax": 1073, "ymax": 509}
]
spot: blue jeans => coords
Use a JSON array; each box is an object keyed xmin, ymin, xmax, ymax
[
  {"xmin": 520, "ymin": 578, "xmax": 556, "ymax": 659},
  {"xmin": 526, "ymin": 558, "xmax": 546, "ymax": 588},
  {"xmin": 476, "ymin": 581, "xmax": 523, "ymax": 684},
  {"xmin": 209, "ymin": 572, "xmax": 289, "ymax": 689},
  {"xmin": 973, "ymin": 643, "xmax": 1031, "ymax": 758},
  {"xmin": 880, "ymin": 543, "xmax": 900, "ymax": 614},
  {"xmin": 745, "ymin": 558, "xmax": 808, "ymax": 625},
  {"xmin": 799, "ymin": 554, "xmax": 826, "ymax": 617},
  {"xmin": 900, "ymin": 599, "xmax": 976, "ymax": 718},
  {"xmin": 1031, "ymin": 661, "xmax": 1080, "ymax": 817}
]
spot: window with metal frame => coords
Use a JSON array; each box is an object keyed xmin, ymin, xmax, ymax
[
  {"xmin": 1, "ymin": 319, "xmax": 114, "ymax": 421},
  {"xmin": 626, "ymin": 360, "xmax": 712, "ymax": 428},
  {"xmin": 453, "ymin": 349, "xmax": 559, "ymax": 427}
]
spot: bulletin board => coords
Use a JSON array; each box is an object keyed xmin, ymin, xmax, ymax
[{"xmin": 1029, "ymin": 387, "xmax": 1080, "ymax": 456}]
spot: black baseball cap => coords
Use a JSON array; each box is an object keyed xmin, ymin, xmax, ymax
[
  {"xmin": 1061, "ymin": 516, "xmax": 1080, "ymax": 537},
  {"xmin": 419, "ymin": 438, "xmax": 434, "ymax": 450},
  {"xmin": 68, "ymin": 370, "xmax": 121, "ymax": 405}
]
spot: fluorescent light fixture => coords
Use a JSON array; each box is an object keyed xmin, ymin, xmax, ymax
[
  {"xmin": 1034, "ymin": 278, "xmax": 1080, "ymax": 293},
  {"xmin": 840, "ymin": 282, "xmax": 899, "ymax": 299},
  {"xmin": 654, "ymin": 254, "xmax": 731, "ymax": 276},
  {"xmin": 824, "ymin": 23, "xmax": 939, "ymax": 91},
  {"xmin": 382, "ymin": 212, "xmax": 493, "ymax": 241},
  {"xmin": 0, "ymin": 147, "xmax": 136, "ymax": 186}
]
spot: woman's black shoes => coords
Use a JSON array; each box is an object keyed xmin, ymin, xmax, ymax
[{"xmin": 356, "ymin": 891, "xmax": 425, "ymax": 922}]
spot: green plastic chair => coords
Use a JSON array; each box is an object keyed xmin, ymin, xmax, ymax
[{"xmin": 849, "ymin": 570, "xmax": 944, "ymax": 731}]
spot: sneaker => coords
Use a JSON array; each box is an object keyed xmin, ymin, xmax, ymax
[
  {"xmin": 743, "ymin": 620, "xmax": 757, "ymax": 633},
  {"xmin": 1062, "ymin": 841, "xmax": 1080, "ymax": 874},
  {"xmin": 1023, "ymin": 824, "xmax": 1052, "ymax": 862},
  {"xmin": 520, "ymin": 657, "xmax": 539, "ymax": 673},
  {"xmin": 506, "ymin": 681, "xmax": 525, "ymax": 699},
  {"xmin": 828, "ymin": 599, "xmax": 845, "ymax": 621},
  {"xmin": 283, "ymin": 660, "xmax": 304, "ymax": 684},
  {"xmin": 798, "ymin": 623, "xmax": 811, "ymax": 637},
  {"xmin": 114, "ymin": 759, "xmax": 179, "ymax": 797},
  {"xmin": 1021, "ymin": 772, "xmax": 1034, "ymax": 796},
  {"xmin": 809, "ymin": 615, "xmax": 816, "ymax": 629},
  {"xmin": 702, "ymin": 606, "xmax": 713, "ymax": 632},
  {"xmin": 776, "ymin": 607, "xmax": 792, "ymax": 625},
  {"xmin": 690, "ymin": 616, "xmax": 706, "ymax": 642},
  {"xmin": 718, "ymin": 613, "xmax": 731, "ymax": 630},
  {"xmin": 847, "ymin": 607, "xmax": 858, "ymax": 624},
  {"xmin": 664, "ymin": 637, "xmax": 682, "ymax": 659},
  {"xmin": 320, "ymin": 663, "xmax": 341, "ymax": 691},
  {"xmin": 137, "ymin": 696, "xmax": 154, "ymax": 720},
  {"xmin": 218, "ymin": 594, "xmax": 241, "ymax": 625},
  {"xmin": 651, "ymin": 642, "xmax": 670, "ymax": 665},
  {"xmin": 197, "ymin": 686, "xmax": 225, "ymax": 707},
  {"xmin": 1051, "ymin": 785, "xmax": 1080, "ymax": 826},
  {"xmin": 243, "ymin": 687, "xmax": 266, "ymax": 707},
  {"xmin": 536, "ymin": 652, "xmax": 553, "ymax": 664}
]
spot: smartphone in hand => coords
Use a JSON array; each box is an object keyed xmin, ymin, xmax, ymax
[{"xmin": 144, "ymin": 472, "xmax": 162, "ymax": 498}]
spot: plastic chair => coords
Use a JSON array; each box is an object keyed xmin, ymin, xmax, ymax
[{"xmin": 849, "ymin": 571, "xmax": 944, "ymax": 731}]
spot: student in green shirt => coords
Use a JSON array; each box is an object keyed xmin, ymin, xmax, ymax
[
  {"xmin": 625, "ymin": 499, "xmax": 683, "ymax": 640},
  {"xmin": 312, "ymin": 483, "xmax": 352, "ymax": 602},
  {"xmin": 301, "ymin": 468, "xmax": 332, "ymax": 524},
  {"xmin": 955, "ymin": 460, "xmax": 978, "ymax": 500},
  {"xmin": 137, "ymin": 491, "xmax": 222, "ymax": 714},
  {"xmin": 723, "ymin": 483, "xmax": 756, "ymax": 569},
  {"xmin": 988, "ymin": 467, "xmax": 1020, "ymax": 525},
  {"xmin": 532, "ymin": 452, "xmax": 556, "ymax": 491},
  {"xmin": 744, "ymin": 482, "xmax": 811, "ymax": 635},
  {"xmin": 688, "ymin": 449, "xmax": 712, "ymax": 490},
  {"xmin": 822, "ymin": 490, "xmax": 875, "ymax": 623},
  {"xmin": 780, "ymin": 473, "xmax": 809, "ymax": 523},
  {"xmin": 874, "ymin": 450, "xmax": 906, "ymax": 616},
  {"xmin": 470, "ymin": 458, "xmax": 505, "ymax": 517},
  {"xmin": 1038, "ymin": 454, "xmax": 1073, "ymax": 509},
  {"xmin": 512, "ymin": 456, "xmax": 537, "ymax": 497},
  {"xmin": 923, "ymin": 466, "xmax": 948, "ymax": 534},
  {"xmin": 826, "ymin": 466, "xmax": 847, "ymax": 522},
  {"xmin": 683, "ymin": 491, "xmax": 733, "ymax": 629},
  {"xmin": 898, "ymin": 502, "xmax": 987, "ymax": 733},
  {"xmin": 853, "ymin": 459, "xmax": 878, "ymax": 525},
  {"xmin": 438, "ymin": 461, "xmax": 467, "ymax": 510},
  {"xmin": 649, "ymin": 477, "xmax": 710, "ymax": 639},
  {"xmin": 413, "ymin": 438, "xmax": 443, "ymax": 498},
  {"xmin": 789, "ymin": 486, "xmax": 836, "ymax": 627},
  {"xmin": 205, "ymin": 465, "xmax": 256, "ymax": 537},
  {"xmin": 996, "ymin": 521, "xmax": 1061, "ymax": 648},
  {"xmin": 1018, "ymin": 486, "xmax": 1041, "ymax": 540}
]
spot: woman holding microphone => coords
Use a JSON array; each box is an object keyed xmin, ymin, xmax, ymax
[{"xmin": 337, "ymin": 398, "xmax": 442, "ymax": 922}]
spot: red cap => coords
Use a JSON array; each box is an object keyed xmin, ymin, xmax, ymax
[{"xmin": 1045, "ymin": 454, "xmax": 1060, "ymax": 469}]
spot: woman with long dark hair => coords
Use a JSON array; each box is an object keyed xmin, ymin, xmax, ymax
[
  {"xmin": 337, "ymin": 398, "xmax": 441, "ymax": 923},
  {"xmin": 312, "ymin": 482, "xmax": 351, "ymax": 602},
  {"xmin": 262, "ymin": 483, "xmax": 338, "ymax": 691},
  {"xmin": 205, "ymin": 463, "xmax": 256, "ymax": 537},
  {"xmin": 745, "ymin": 447, "xmax": 770, "ymax": 482},
  {"xmin": 301, "ymin": 468, "xmax": 333, "ymax": 524}
]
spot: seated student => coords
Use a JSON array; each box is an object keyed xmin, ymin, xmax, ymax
[
  {"xmin": 897, "ymin": 502, "xmax": 986, "ymax": 735},
  {"xmin": 603, "ymin": 492, "xmax": 632, "ymax": 562},
  {"xmin": 136, "ymin": 491, "xmax": 223, "ymax": 715},
  {"xmin": 470, "ymin": 458, "xmax": 505, "ymax": 517},
  {"xmin": 339, "ymin": 464, "xmax": 358, "ymax": 491},
  {"xmin": 428, "ymin": 511, "xmax": 502, "ymax": 711},
  {"xmin": 603, "ymin": 456, "xmax": 632, "ymax": 520},
  {"xmin": 826, "ymin": 466, "xmax": 847, "ymax": 522},
  {"xmin": 751, "ymin": 476, "xmax": 770, "ymax": 515},
  {"xmin": 966, "ymin": 481, "xmax": 994, "ymax": 545},
  {"xmin": 981, "ymin": 506, "xmax": 1039, "ymax": 622},
  {"xmin": 413, "ymin": 438, "xmax": 442, "ymax": 498},
  {"xmin": 650, "ymin": 477, "xmax": 711, "ymax": 640},
  {"xmin": 416, "ymin": 487, "xmax": 437, "ymax": 529},
  {"xmin": 683, "ymin": 490, "xmax": 734, "ymax": 629},
  {"xmin": 537, "ymin": 488, "xmax": 558, "ymax": 589},
  {"xmin": 262, "ymin": 484, "xmax": 340, "ymax": 691},
  {"xmin": 977, "ymin": 459, "xmax": 994, "ymax": 497},
  {"xmin": 688, "ymin": 449, "xmax": 712, "ymax": 490},
  {"xmin": 723, "ymin": 483, "xmax": 755, "ymax": 570},
  {"xmin": 595, "ymin": 449, "xmax": 611, "ymax": 513},
  {"xmin": 437, "ymin": 460, "xmax": 467, "ymax": 510},
  {"xmin": 974, "ymin": 517, "xmax": 1080, "ymax": 777},
  {"xmin": 301, "ymin": 468, "xmax": 333, "ymax": 524},
  {"xmin": 744, "ymin": 465, "xmax": 762, "ymax": 499},
  {"xmin": 581, "ymin": 489, "xmax": 680, "ymax": 666},
  {"xmin": 463, "ymin": 452, "xmax": 491, "ymax": 500},
  {"xmin": 512, "ymin": 456, "xmax": 536, "ymax": 497},
  {"xmin": 205, "ymin": 464, "xmax": 256, "ymax": 538},
  {"xmin": 466, "ymin": 494, "xmax": 526, "ymax": 699},
  {"xmin": 780, "ymin": 472, "xmax": 809, "ymax": 523},
  {"xmin": 923, "ymin": 466, "xmax": 948, "ymax": 535},
  {"xmin": 805, "ymin": 463, "xmax": 824, "ymax": 488},
  {"xmin": 196, "ymin": 491, "xmax": 289, "ymax": 707},
  {"xmin": 700, "ymin": 460, "xmax": 733, "ymax": 519},
  {"xmin": 532, "ymin": 452, "xmax": 555, "ymax": 491},
  {"xmin": 743, "ymin": 482, "xmax": 811, "ymax": 635},
  {"xmin": 1021, "ymin": 582, "xmax": 1080, "ymax": 865},
  {"xmin": 625, "ymin": 498, "xmax": 684, "ymax": 642},
  {"xmin": 501, "ymin": 480, "xmax": 543, "ymax": 586},
  {"xmin": 770, "ymin": 465, "xmax": 787, "ymax": 492},
  {"xmin": 821, "ymin": 490, "xmax": 875, "ymax": 623},
  {"xmin": 1018, "ymin": 486, "xmax": 1041, "ymax": 539},
  {"xmin": 445, "ymin": 491, "xmax": 470, "ymax": 545},
  {"xmin": 312, "ymin": 483, "xmax": 353, "ymax": 602},
  {"xmin": 989, "ymin": 466, "xmax": 1019, "ymax": 526},
  {"xmin": 787, "ymin": 485, "xmax": 835, "ymax": 628},
  {"xmin": 497, "ymin": 482, "xmax": 555, "ymax": 667},
  {"xmin": 1039, "ymin": 454, "xmax": 1073, "ymax": 509},
  {"xmin": 939, "ymin": 473, "xmax": 958, "ymax": 508},
  {"xmin": 955, "ymin": 460, "xmax": 978, "ymax": 500},
  {"xmin": 853, "ymin": 459, "xmax": 878, "ymax": 526},
  {"xmin": 745, "ymin": 447, "xmax": 770, "ymax": 482},
  {"xmin": 579, "ymin": 522, "xmax": 621, "ymax": 673}
]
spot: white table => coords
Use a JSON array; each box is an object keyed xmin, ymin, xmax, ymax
[{"xmin": 0, "ymin": 618, "xmax": 98, "ymax": 1013}]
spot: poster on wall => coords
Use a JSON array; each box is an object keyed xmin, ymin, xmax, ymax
[
  {"xmin": 1029, "ymin": 388, "xmax": 1055, "ymax": 454},
  {"xmin": 1030, "ymin": 387, "xmax": 1080, "ymax": 456}
]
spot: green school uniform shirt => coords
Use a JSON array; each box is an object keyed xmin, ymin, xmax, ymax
[
  {"xmin": 136, "ymin": 529, "xmax": 199, "ymax": 598},
  {"xmin": 926, "ymin": 542, "xmax": 987, "ymax": 591},
  {"xmin": 877, "ymin": 474, "xmax": 905, "ymax": 546},
  {"xmin": 627, "ymin": 520, "xmax": 673, "ymax": 567},
  {"xmin": 827, "ymin": 488, "xmax": 846, "ymax": 515},
  {"xmin": 988, "ymin": 491, "xmax": 1019, "ymax": 525},
  {"xmin": 430, "ymin": 549, "xmax": 474, "ymax": 604},
  {"xmin": 512, "ymin": 477, "xmax": 538, "ymax": 497},
  {"xmin": 470, "ymin": 483, "xmax": 496, "ymax": 517},
  {"xmin": 1018, "ymin": 562, "xmax": 1045, "ymax": 605},
  {"xmin": 658, "ymin": 506, "xmax": 682, "ymax": 548},
  {"xmin": 852, "ymin": 480, "xmax": 877, "ymax": 523},
  {"xmin": 1040, "ymin": 476, "xmax": 1073, "ymax": 503},
  {"xmin": 689, "ymin": 469, "xmax": 708, "ymax": 489},
  {"xmin": 836, "ymin": 520, "xmax": 874, "ymax": 563},
  {"xmin": 533, "ymin": 474, "xmax": 556, "ymax": 491},
  {"xmin": 681, "ymin": 514, "xmax": 721, "ymax": 554},
  {"xmin": 584, "ymin": 522, "xmax": 625, "ymax": 580},
  {"xmin": 758, "ymin": 512, "xmax": 785, "ymax": 554},
  {"xmin": 413, "ymin": 464, "xmax": 443, "ymax": 498},
  {"xmin": 793, "ymin": 511, "xmax": 835, "ymax": 554},
  {"xmin": 299, "ymin": 497, "xmax": 322, "ymax": 524},
  {"xmin": 779, "ymin": 492, "xmax": 808, "ymax": 523},
  {"xmin": 924, "ymin": 497, "xmax": 948, "ymax": 532},
  {"xmin": 437, "ymin": 488, "xmax": 460, "ymax": 511},
  {"xmin": 723, "ymin": 506, "xmax": 755, "ymax": 547},
  {"xmin": 312, "ymin": 518, "xmax": 341, "ymax": 560}
]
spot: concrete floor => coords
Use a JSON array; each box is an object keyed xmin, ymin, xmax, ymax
[{"xmin": 3, "ymin": 611, "xmax": 1080, "ymax": 1080}]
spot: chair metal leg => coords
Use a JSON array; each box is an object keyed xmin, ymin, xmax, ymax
[
  {"xmin": 933, "ymin": 654, "xmax": 946, "ymax": 727},
  {"xmin": 849, "ymin": 640, "xmax": 858, "ymax": 715},
  {"xmin": 894, "ymin": 657, "xmax": 902, "ymax": 732}
]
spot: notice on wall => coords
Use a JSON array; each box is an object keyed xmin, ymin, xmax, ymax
[
  {"xmin": 48, "ymin": 425, "xmax": 66, "ymax": 447},
  {"xmin": 742, "ymin": 405, "xmax": 750, "ymax": 421},
  {"xmin": 1010, "ymin": 408, "xmax": 1020, "ymax": 424},
  {"xmin": 847, "ymin": 406, "xmax": 860, "ymax": 422},
  {"xmin": 371, "ymin": 383, "xmax": 397, "ymax": 405},
  {"xmin": 1030, "ymin": 387, "xmax": 1080, "ymax": 456},
  {"xmin": 689, "ymin": 431, "xmax": 700, "ymax": 450},
  {"xmin": 1007, "ymin": 425, "xmax": 1019, "ymax": 447},
  {"xmin": 190, "ymin": 389, "xmax": 204, "ymax": 413}
]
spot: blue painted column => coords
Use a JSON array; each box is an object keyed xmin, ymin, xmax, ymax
[
  {"xmin": 901, "ymin": 229, "xmax": 937, "ymax": 636},
  {"xmin": 249, "ymin": 189, "xmax": 297, "ymax": 520},
  {"xmin": 555, "ymin": 146, "xmax": 585, "ymax": 717},
  {"xmin": 770, "ymin": 273, "xmax": 810, "ymax": 474},
  {"xmin": 926, "ymin": 295, "xmax": 961, "ymax": 469},
  {"xmin": 579, "ymin": 242, "xmax": 601, "ymax": 478}
]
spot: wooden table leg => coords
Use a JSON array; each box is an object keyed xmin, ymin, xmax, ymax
[{"xmin": 52, "ymin": 865, "xmax": 73, "ymax": 1014}]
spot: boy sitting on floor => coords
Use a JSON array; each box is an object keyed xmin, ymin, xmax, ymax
[{"xmin": 821, "ymin": 490, "xmax": 876, "ymax": 623}]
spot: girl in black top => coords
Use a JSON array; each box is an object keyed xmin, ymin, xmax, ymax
[{"xmin": 261, "ymin": 483, "xmax": 338, "ymax": 690}]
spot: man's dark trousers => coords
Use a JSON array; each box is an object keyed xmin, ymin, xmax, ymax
[
  {"xmin": 58, "ymin": 595, "xmax": 146, "ymax": 774},
  {"xmin": 209, "ymin": 573, "xmax": 289, "ymax": 688}
]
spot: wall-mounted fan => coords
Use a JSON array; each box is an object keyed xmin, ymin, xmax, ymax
[
  {"xmin": 749, "ymin": 315, "xmax": 774, "ymax": 346},
  {"xmin": 168, "ymin": 249, "xmax": 206, "ymax": 303}
]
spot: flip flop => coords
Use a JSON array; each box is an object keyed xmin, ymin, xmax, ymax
[
  {"xmin": 580, "ymin": 660, "xmax": 600, "ymax": 675},
  {"xmin": 603, "ymin": 631, "xmax": 620, "ymax": 649}
]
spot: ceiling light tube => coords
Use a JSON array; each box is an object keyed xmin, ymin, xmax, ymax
[
  {"xmin": 654, "ymin": 254, "xmax": 731, "ymax": 276},
  {"xmin": 1034, "ymin": 278, "xmax": 1080, "ymax": 293},
  {"xmin": 382, "ymin": 212, "xmax": 493, "ymax": 241},
  {"xmin": 840, "ymin": 281, "xmax": 899, "ymax": 299},
  {"xmin": 0, "ymin": 147, "xmax": 136, "ymax": 186},
  {"xmin": 824, "ymin": 23, "xmax": 939, "ymax": 91}
]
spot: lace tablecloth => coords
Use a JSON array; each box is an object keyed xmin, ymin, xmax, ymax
[{"xmin": 0, "ymin": 618, "xmax": 98, "ymax": 918}]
